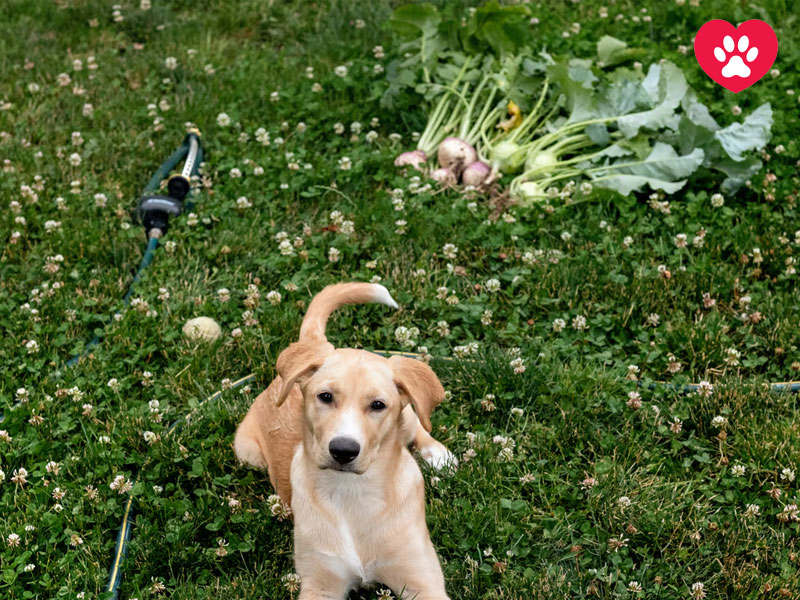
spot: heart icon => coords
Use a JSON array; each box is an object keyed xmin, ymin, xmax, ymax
[{"xmin": 694, "ymin": 19, "xmax": 778, "ymax": 93}]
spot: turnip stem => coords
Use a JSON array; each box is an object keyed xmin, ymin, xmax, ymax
[
  {"xmin": 466, "ymin": 86, "xmax": 499, "ymax": 144},
  {"xmin": 509, "ymin": 78, "xmax": 550, "ymax": 143},
  {"xmin": 416, "ymin": 57, "xmax": 473, "ymax": 154}
]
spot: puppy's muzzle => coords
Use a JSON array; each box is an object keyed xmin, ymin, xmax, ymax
[{"xmin": 329, "ymin": 437, "xmax": 360, "ymax": 465}]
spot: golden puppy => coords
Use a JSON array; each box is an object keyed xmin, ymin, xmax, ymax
[{"xmin": 234, "ymin": 282, "xmax": 455, "ymax": 599}]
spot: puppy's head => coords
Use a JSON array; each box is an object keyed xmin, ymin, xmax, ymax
[{"xmin": 275, "ymin": 343, "xmax": 444, "ymax": 474}]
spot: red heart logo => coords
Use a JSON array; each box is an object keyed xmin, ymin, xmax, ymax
[{"xmin": 694, "ymin": 19, "xmax": 778, "ymax": 93}]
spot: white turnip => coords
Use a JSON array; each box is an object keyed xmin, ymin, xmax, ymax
[
  {"xmin": 394, "ymin": 150, "xmax": 427, "ymax": 170},
  {"xmin": 516, "ymin": 181, "xmax": 545, "ymax": 205},
  {"xmin": 437, "ymin": 137, "xmax": 477, "ymax": 172},
  {"xmin": 524, "ymin": 151, "xmax": 558, "ymax": 173},
  {"xmin": 430, "ymin": 167, "xmax": 456, "ymax": 185},
  {"xmin": 462, "ymin": 161, "xmax": 491, "ymax": 186}
]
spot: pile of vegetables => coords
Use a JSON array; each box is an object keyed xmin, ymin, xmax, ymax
[{"xmin": 385, "ymin": 3, "xmax": 773, "ymax": 204}]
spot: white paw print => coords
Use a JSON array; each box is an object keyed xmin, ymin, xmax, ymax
[{"xmin": 714, "ymin": 35, "xmax": 759, "ymax": 78}]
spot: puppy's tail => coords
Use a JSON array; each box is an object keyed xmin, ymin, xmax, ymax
[{"xmin": 299, "ymin": 282, "xmax": 399, "ymax": 343}]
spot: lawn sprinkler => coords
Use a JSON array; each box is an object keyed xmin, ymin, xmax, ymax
[{"xmin": 136, "ymin": 129, "xmax": 202, "ymax": 238}]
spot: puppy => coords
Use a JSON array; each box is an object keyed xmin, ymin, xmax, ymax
[{"xmin": 234, "ymin": 282, "xmax": 455, "ymax": 599}]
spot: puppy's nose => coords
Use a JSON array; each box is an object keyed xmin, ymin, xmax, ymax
[{"xmin": 329, "ymin": 437, "xmax": 360, "ymax": 465}]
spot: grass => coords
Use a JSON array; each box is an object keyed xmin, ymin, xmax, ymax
[{"xmin": 1, "ymin": 0, "xmax": 800, "ymax": 598}]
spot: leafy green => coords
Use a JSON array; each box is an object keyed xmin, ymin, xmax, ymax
[
  {"xmin": 674, "ymin": 102, "xmax": 772, "ymax": 192},
  {"xmin": 590, "ymin": 143, "xmax": 705, "ymax": 195},
  {"xmin": 382, "ymin": 2, "xmax": 533, "ymax": 109},
  {"xmin": 596, "ymin": 35, "xmax": 645, "ymax": 68}
]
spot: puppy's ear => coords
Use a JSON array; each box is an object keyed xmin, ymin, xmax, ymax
[
  {"xmin": 275, "ymin": 341, "xmax": 333, "ymax": 406},
  {"xmin": 389, "ymin": 355, "xmax": 445, "ymax": 432}
]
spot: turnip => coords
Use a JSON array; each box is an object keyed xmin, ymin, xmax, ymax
[
  {"xmin": 462, "ymin": 161, "xmax": 491, "ymax": 186},
  {"xmin": 524, "ymin": 151, "xmax": 558, "ymax": 173},
  {"xmin": 487, "ymin": 140, "xmax": 526, "ymax": 173},
  {"xmin": 437, "ymin": 137, "xmax": 477, "ymax": 172},
  {"xmin": 394, "ymin": 150, "xmax": 427, "ymax": 170},
  {"xmin": 430, "ymin": 167, "xmax": 456, "ymax": 185},
  {"xmin": 516, "ymin": 181, "xmax": 545, "ymax": 205}
]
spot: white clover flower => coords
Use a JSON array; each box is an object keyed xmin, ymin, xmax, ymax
[
  {"xmin": 338, "ymin": 156, "xmax": 352, "ymax": 170},
  {"xmin": 216, "ymin": 112, "xmax": 231, "ymax": 127},
  {"xmin": 267, "ymin": 291, "xmax": 282, "ymax": 305},
  {"xmin": 571, "ymin": 315, "xmax": 587, "ymax": 330},
  {"xmin": 110, "ymin": 474, "xmax": 133, "ymax": 493},
  {"xmin": 334, "ymin": 65, "xmax": 348, "ymax": 77},
  {"xmin": 690, "ymin": 582, "xmax": 706, "ymax": 599},
  {"xmin": 328, "ymin": 247, "xmax": 341, "ymax": 262},
  {"xmin": 696, "ymin": 380, "xmax": 713, "ymax": 398},
  {"xmin": 278, "ymin": 239, "xmax": 294, "ymax": 256},
  {"xmin": 484, "ymin": 278, "xmax": 501, "ymax": 293},
  {"xmin": 510, "ymin": 357, "xmax": 526, "ymax": 374},
  {"xmin": 711, "ymin": 193, "xmax": 724, "ymax": 208},
  {"xmin": 165, "ymin": 57, "xmax": 178, "ymax": 70},
  {"xmin": 627, "ymin": 391, "xmax": 642, "ymax": 409},
  {"xmin": 711, "ymin": 415, "xmax": 727, "ymax": 428},
  {"xmin": 744, "ymin": 503, "xmax": 760, "ymax": 518},
  {"xmin": 435, "ymin": 321, "xmax": 450, "ymax": 337},
  {"xmin": 552, "ymin": 318, "xmax": 566, "ymax": 332},
  {"xmin": 731, "ymin": 464, "xmax": 746, "ymax": 477}
]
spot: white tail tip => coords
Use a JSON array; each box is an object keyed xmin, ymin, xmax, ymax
[{"xmin": 371, "ymin": 284, "xmax": 399, "ymax": 309}]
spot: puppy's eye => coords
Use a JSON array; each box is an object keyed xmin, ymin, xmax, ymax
[
  {"xmin": 318, "ymin": 392, "xmax": 333, "ymax": 404},
  {"xmin": 370, "ymin": 400, "xmax": 386, "ymax": 411}
]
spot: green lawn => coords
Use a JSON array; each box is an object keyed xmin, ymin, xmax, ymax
[{"xmin": 1, "ymin": 0, "xmax": 800, "ymax": 598}]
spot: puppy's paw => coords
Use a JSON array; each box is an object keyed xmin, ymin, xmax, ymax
[
  {"xmin": 233, "ymin": 429, "xmax": 267, "ymax": 469},
  {"xmin": 419, "ymin": 441, "xmax": 458, "ymax": 473}
]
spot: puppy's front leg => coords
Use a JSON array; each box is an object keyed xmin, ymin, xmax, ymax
[
  {"xmin": 401, "ymin": 405, "xmax": 457, "ymax": 471},
  {"xmin": 379, "ymin": 568, "xmax": 450, "ymax": 600},
  {"xmin": 375, "ymin": 538, "xmax": 450, "ymax": 600},
  {"xmin": 296, "ymin": 572, "xmax": 350, "ymax": 600}
]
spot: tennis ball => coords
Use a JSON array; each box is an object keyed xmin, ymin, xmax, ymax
[{"xmin": 183, "ymin": 317, "xmax": 222, "ymax": 342}]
